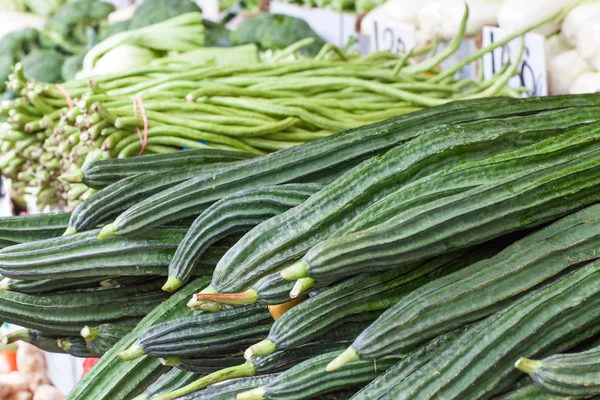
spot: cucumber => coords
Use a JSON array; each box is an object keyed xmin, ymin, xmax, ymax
[
  {"xmin": 497, "ymin": 384, "xmax": 580, "ymax": 400},
  {"xmin": 0, "ymin": 228, "xmax": 225, "ymax": 280},
  {"xmin": 333, "ymin": 202, "xmax": 600, "ymax": 364},
  {"xmin": 0, "ymin": 275, "xmax": 112, "ymax": 294},
  {"xmin": 285, "ymin": 119, "xmax": 600, "ymax": 291},
  {"xmin": 164, "ymin": 183, "xmax": 322, "ymax": 291},
  {"xmin": 66, "ymin": 277, "xmax": 211, "ymax": 400},
  {"xmin": 176, "ymin": 375, "xmax": 278, "ymax": 400},
  {"xmin": 101, "ymin": 96, "xmax": 590, "ymax": 239},
  {"xmin": 136, "ymin": 368, "xmax": 201, "ymax": 400},
  {"xmin": 350, "ymin": 327, "xmax": 467, "ymax": 400},
  {"xmin": 244, "ymin": 248, "xmax": 494, "ymax": 359},
  {"xmin": 82, "ymin": 321, "xmax": 137, "ymax": 356},
  {"xmin": 166, "ymin": 355, "xmax": 246, "ymax": 374},
  {"xmin": 1, "ymin": 328, "xmax": 64, "ymax": 353},
  {"xmin": 516, "ymin": 343, "xmax": 600, "ymax": 397},
  {"xmin": 375, "ymin": 259, "xmax": 600, "ymax": 400},
  {"xmin": 66, "ymin": 164, "xmax": 229, "ymax": 234},
  {"xmin": 0, "ymin": 212, "xmax": 70, "ymax": 244},
  {"xmin": 119, "ymin": 304, "xmax": 273, "ymax": 360},
  {"xmin": 236, "ymin": 350, "xmax": 398, "ymax": 400},
  {"xmin": 209, "ymin": 105, "xmax": 600, "ymax": 295},
  {"xmin": 58, "ymin": 337, "xmax": 96, "ymax": 357},
  {"xmin": 79, "ymin": 149, "xmax": 256, "ymax": 189},
  {"xmin": 0, "ymin": 280, "xmax": 167, "ymax": 335}
]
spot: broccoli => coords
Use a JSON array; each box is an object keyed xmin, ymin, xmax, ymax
[
  {"xmin": 203, "ymin": 20, "xmax": 232, "ymax": 48},
  {"xmin": 128, "ymin": 0, "xmax": 202, "ymax": 30},
  {"xmin": 231, "ymin": 14, "xmax": 325, "ymax": 56},
  {"xmin": 0, "ymin": 28, "xmax": 40, "ymax": 92},
  {"xmin": 40, "ymin": 0, "xmax": 115, "ymax": 54},
  {"xmin": 20, "ymin": 49, "xmax": 66, "ymax": 83}
]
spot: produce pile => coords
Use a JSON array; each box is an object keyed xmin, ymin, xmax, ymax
[
  {"xmin": 0, "ymin": 7, "xmax": 534, "ymax": 211},
  {"xmin": 0, "ymin": 91, "xmax": 600, "ymax": 400}
]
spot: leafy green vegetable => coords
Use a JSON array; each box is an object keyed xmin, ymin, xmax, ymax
[
  {"xmin": 128, "ymin": 0, "xmax": 202, "ymax": 30},
  {"xmin": 40, "ymin": 0, "xmax": 115, "ymax": 54},
  {"xmin": 99, "ymin": 20, "xmax": 130, "ymax": 40},
  {"xmin": 203, "ymin": 20, "xmax": 232, "ymax": 47},
  {"xmin": 0, "ymin": 28, "xmax": 39, "ymax": 92},
  {"xmin": 79, "ymin": 44, "xmax": 159, "ymax": 77},
  {"xmin": 61, "ymin": 52, "xmax": 84, "ymax": 81},
  {"xmin": 23, "ymin": 0, "xmax": 66, "ymax": 17},
  {"xmin": 20, "ymin": 49, "xmax": 66, "ymax": 83},
  {"xmin": 231, "ymin": 13, "xmax": 325, "ymax": 56}
]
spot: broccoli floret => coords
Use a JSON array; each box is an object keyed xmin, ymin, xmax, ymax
[
  {"xmin": 61, "ymin": 52, "xmax": 84, "ymax": 81},
  {"xmin": 20, "ymin": 49, "xmax": 66, "ymax": 83},
  {"xmin": 0, "ymin": 28, "xmax": 40, "ymax": 92},
  {"xmin": 231, "ymin": 14, "xmax": 325, "ymax": 56},
  {"xmin": 41, "ymin": 0, "xmax": 115, "ymax": 54},
  {"xmin": 128, "ymin": 0, "xmax": 201, "ymax": 30}
]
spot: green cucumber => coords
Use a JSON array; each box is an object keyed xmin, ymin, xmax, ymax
[
  {"xmin": 0, "ymin": 280, "xmax": 167, "ymax": 335},
  {"xmin": 0, "ymin": 212, "xmax": 70, "ymax": 244},
  {"xmin": 82, "ymin": 321, "xmax": 137, "ymax": 356},
  {"xmin": 333, "ymin": 202, "xmax": 600, "ymax": 364},
  {"xmin": 136, "ymin": 369, "xmax": 201, "ymax": 400},
  {"xmin": 244, "ymin": 248, "xmax": 495, "ymax": 359},
  {"xmin": 176, "ymin": 375, "xmax": 279, "ymax": 400},
  {"xmin": 0, "ymin": 228, "xmax": 225, "ymax": 280},
  {"xmin": 66, "ymin": 164, "xmax": 229, "ymax": 234},
  {"xmin": 1, "ymin": 328, "xmax": 64, "ymax": 353},
  {"xmin": 0, "ymin": 275, "xmax": 113, "ymax": 294},
  {"xmin": 209, "ymin": 105, "xmax": 600, "ymax": 295},
  {"xmin": 516, "ymin": 343, "xmax": 600, "ymax": 397},
  {"xmin": 66, "ymin": 277, "xmax": 210, "ymax": 400},
  {"xmin": 497, "ymin": 384, "xmax": 581, "ymax": 400},
  {"xmin": 119, "ymin": 304, "xmax": 273, "ymax": 360},
  {"xmin": 101, "ymin": 96, "xmax": 590, "ymax": 239},
  {"xmin": 58, "ymin": 337, "xmax": 96, "ymax": 357},
  {"xmin": 350, "ymin": 328, "xmax": 466, "ymax": 400},
  {"xmin": 167, "ymin": 355, "xmax": 246, "ymax": 374},
  {"xmin": 376, "ymin": 259, "xmax": 600, "ymax": 400},
  {"xmin": 237, "ymin": 350, "xmax": 398, "ymax": 400},
  {"xmin": 286, "ymin": 120, "xmax": 600, "ymax": 290},
  {"xmin": 79, "ymin": 149, "xmax": 256, "ymax": 189},
  {"xmin": 164, "ymin": 183, "xmax": 322, "ymax": 291}
]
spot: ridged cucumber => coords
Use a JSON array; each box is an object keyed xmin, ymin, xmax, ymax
[
  {"xmin": 374, "ymin": 259, "xmax": 600, "ymax": 399},
  {"xmin": 165, "ymin": 355, "xmax": 246, "ymax": 374},
  {"xmin": 285, "ymin": 120, "xmax": 600, "ymax": 291},
  {"xmin": 331, "ymin": 202, "xmax": 600, "ymax": 365},
  {"xmin": 58, "ymin": 337, "xmax": 96, "ymax": 357},
  {"xmin": 164, "ymin": 183, "xmax": 322, "ymax": 291},
  {"xmin": 78, "ymin": 149, "xmax": 255, "ymax": 189},
  {"xmin": 208, "ymin": 105, "xmax": 600, "ymax": 295},
  {"xmin": 119, "ymin": 304, "xmax": 273, "ymax": 360},
  {"xmin": 0, "ymin": 212, "xmax": 70, "ymax": 244},
  {"xmin": 135, "ymin": 368, "xmax": 201, "ymax": 400},
  {"xmin": 516, "ymin": 344, "xmax": 600, "ymax": 397},
  {"xmin": 237, "ymin": 350, "xmax": 398, "ymax": 400},
  {"xmin": 497, "ymin": 384, "xmax": 580, "ymax": 400},
  {"xmin": 1, "ymin": 328, "xmax": 64, "ymax": 353},
  {"xmin": 0, "ymin": 275, "xmax": 113, "ymax": 294},
  {"xmin": 66, "ymin": 164, "xmax": 229, "ymax": 234},
  {"xmin": 101, "ymin": 95, "xmax": 588, "ymax": 239},
  {"xmin": 244, "ymin": 248, "xmax": 494, "ymax": 359},
  {"xmin": 66, "ymin": 277, "xmax": 211, "ymax": 400},
  {"xmin": 176, "ymin": 375, "xmax": 278, "ymax": 400},
  {"xmin": 0, "ymin": 280, "xmax": 167, "ymax": 335},
  {"xmin": 82, "ymin": 321, "xmax": 137, "ymax": 356},
  {"xmin": 0, "ymin": 228, "xmax": 225, "ymax": 280}
]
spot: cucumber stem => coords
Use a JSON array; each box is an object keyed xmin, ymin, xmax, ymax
[
  {"xmin": 514, "ymin": 357, "xmax": 542, "ymax": 375},
  {"xmin": 80, "ymin": 326, "xmax": 99, "ymax": 341},
  {"xmin": 244, "ymin": 339, "xmax": 276, "ymax": 360},
  {"xmin": 280, "ymin": 261, "xmax": 309, "ymax": 281},
  {"xmin": 153, "ymin": 362, "xmax": 255, "ymax": 400},
  {"xmin": 237, "ymin": 387, "xmax": 266, "ymax": 400},
  {"xmin": 160, "ymin": 357, "xmax": 180, "ymax": 366},
  {"xmin": 118, "ymin": 344, "xmax": 145, "ymax": 360},
  {"xmin": 199, "ymin": 302, "xmax": 223, "ymax": 312},
  {"xmin": 0, "ymin": 278, "xmax": 11, "ymax": 291},
  {"xmin": 98, "ymin": 223, "xmax": 117, "ymax": 240},
  {"xmin": 326, "ymin": 347, "xmax": 359, "ymax": 372},
  {"xmin": 63, "ymin": 226, "xmax": 78, "ymax": 236},
  {"xmin": 162, "ymin": 276, "xmax": 183, "ymax": 292},
  {"xmin": 290, "ymin": 277, "xmax": 314, "ymax": 298},
  {"xmin": 2, "ymin": 328, "xmax": 31, "ymax": 345},
  {"xmin": 188, "ymin": 289, "xmax": 259, "ymax": 308}
]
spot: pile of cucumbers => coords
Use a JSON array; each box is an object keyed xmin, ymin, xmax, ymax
[{"xmin": 3, "ymin": 94, "xmax": 600, "ymax": 399}]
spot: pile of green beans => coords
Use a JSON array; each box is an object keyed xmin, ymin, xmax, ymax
[{"xmin": 0, "ymin": 13, "xmax": 532, "ymax": 210}]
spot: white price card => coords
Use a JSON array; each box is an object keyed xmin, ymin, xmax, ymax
[
  {"xmin": 482, "ymin": 26, "xmax": 548, "ymax": 97},
  {"xmin": 369, "ymin": 18, "xmax": 416, "ymax": 55}
]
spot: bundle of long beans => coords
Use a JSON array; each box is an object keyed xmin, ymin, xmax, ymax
[{"xmin": 0, "ymin": 9, "xmax": 532, "ymax": 210}]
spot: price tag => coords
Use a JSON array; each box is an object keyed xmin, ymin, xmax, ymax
[
  {"xmin": 482, "ymin": 26, "xmax": 548, "ymax": 97},
  {"xmin": 369, "ymin": 17, "xmax": 416, "ymax": 55}
]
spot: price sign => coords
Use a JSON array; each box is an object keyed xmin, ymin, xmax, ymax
[
  {"xmin": 482, "ymin": 26, "xmax": 548, "ymax": 97},
  {"xmin": 369, "ymin": 18, "xmax": 416, "ymax": 55}
]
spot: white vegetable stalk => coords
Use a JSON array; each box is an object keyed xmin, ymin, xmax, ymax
[
  {"xmin": 547, "ymin": 49, "xmax": 593, "ymax": 94},
  {"xmin": 361, "ymin": 0, "xmax": 436, "ymax": 35},
  {"xmin": 562, "ymin": 1, "xmax": 600, "ymax": 46},
  {"xmin": 418, "ymin": 0, "xmax": 502, "ymax": 40},
  {"xmin": 544, "ymin": 33, "xmax": 572, "ymax": 61},
  {"xmin": 575, "ymin": 19, "xmax": 600, "ymax": 66},
  {"xmin": 569, "ymin": 71, "xmax": 600, "ymax": 93},
  {"xmin": 498, "ymin": 0, "xmax": 573, "ymax": 36}
]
